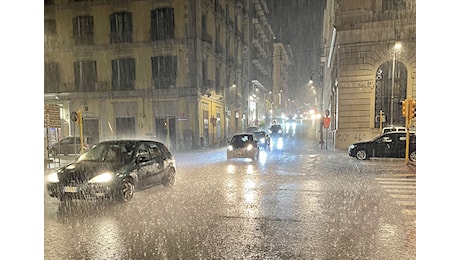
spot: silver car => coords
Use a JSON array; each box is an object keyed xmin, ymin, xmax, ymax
[{"xmin": 48, "ymin": 136, "xmax": 89, "ymax": 156}]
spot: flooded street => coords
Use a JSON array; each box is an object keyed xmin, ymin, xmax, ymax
[{"xmin": 44, "ymin": 123, "xmax": 416, "ymax": 259}]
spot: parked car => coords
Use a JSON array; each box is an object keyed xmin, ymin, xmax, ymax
[
  {"xmin": 226, "ymin": 133, "xmax": 259, "ymax": 161},
  {"xmin": 46, "ymin": 139, "xmax": 176, "ymax": 202},
  {"xmin": 381, "ymin": 126, "xmax": 407, "ymax": 134},
  {"xmin": 253, "ymin": 130, "xmax": 271, "ymax": 149},
  {"xmin": 348, "ymin": 132, "xmax": 416, "ymax": 161},
  {"xmin": 269, "ymin": 124, "xmax": 283, "ymax": 137},
  {"xmin": 48, "ymin": 136, "xmax": 90, "ymax": 156}
]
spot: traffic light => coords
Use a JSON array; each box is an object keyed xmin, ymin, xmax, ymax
[
  {"xmin": 409, "ymin": 100, "xmax": 416, "ymax": 119},
  {"xmin": 401, "ymin": 100, "xmax": 407, "ymax": 118}
]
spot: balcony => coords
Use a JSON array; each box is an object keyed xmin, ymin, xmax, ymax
[
  {"xmin": 110, "ymin": 32, "xmax": 133, "ymax": 44},
  {"xmin": 72, "ymin": 35, "xmax": 94, "ymax": 46},
  {"xmin": 150, "ymin": 87, "xmax": 198, "ymax": 99}
]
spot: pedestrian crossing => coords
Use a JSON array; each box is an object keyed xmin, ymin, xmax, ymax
[{"xmin": 375, "ymin": 173, "xmax": 416, "ymax": 218}]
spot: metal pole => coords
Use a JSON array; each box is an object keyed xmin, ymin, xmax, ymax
[
  {"xmin": 405, "ymin": 100, "xmax": 411, "ymax": 164},
  {"xmin": 390, "ymin": 51, "xmax": 396, "ymax": 125},
  {"xmin": 319, "ymin": 76, "xmax": 324, "ymax": 149}
]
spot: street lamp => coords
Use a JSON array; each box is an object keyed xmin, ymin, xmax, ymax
[
  {"xmin": 390, "ymin": 41, "xmax": 402, "ymax": 125},
  {"xmin": 309, "ymin": 70, "xmax": 324, "ymax": 149}
]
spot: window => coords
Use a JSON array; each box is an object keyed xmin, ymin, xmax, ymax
[
  {"xmin": 45, "ymin": 62, "xmax": 60, "ymax": 92},
  {"xmin": 45, "ymin": 19, "xmax": 56, "ymax": 35},
  {"xmin": 112, "ymin": 58, "xmax": 135, "ymax": 90},
  {"xmin": 151, "ymin": 8, "xmax": 175, "ymax": 41},
  {"xmin": 151, "ymin": 55, "xmax": 177, "ymax": 88},
  {"xmin": 74, "ymin": 60, "xmax": 97, "ymax": 91},
  {"xmin": 382, "ymin": 0, "xmax": 406, "ymax": 12},
  {"xmin": 110, "ymin": 12, "xmax": 133, "ymax": 43},
  {"xmin": 73, "ymin": 16, "xmax": 94, "ymax": 44},
  {"xmin": 374, "ymin": 60, "xmax": 407, "ymax": 128}
]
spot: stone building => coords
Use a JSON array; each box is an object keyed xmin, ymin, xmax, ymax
[
  {"xmin": 44, "ymin": 0, "xmax": 283, "ymax": 151},
  {"xmin": 321, "ymin": 0, "xmax": 416, "ymax": 149}
]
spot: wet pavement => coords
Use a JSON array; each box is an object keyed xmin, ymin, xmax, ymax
[{"xmin": 44, "ymin": 124, "xmax": 416, "ymax": 259}]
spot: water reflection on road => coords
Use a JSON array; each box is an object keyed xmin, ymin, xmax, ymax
[{"xmin": 44, "ymin": 122, "xmax": 415, "ymax": 259}]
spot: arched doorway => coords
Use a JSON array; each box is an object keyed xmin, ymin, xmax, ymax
[{"xmin": 375, "ymin": 60, "xmax": 407, "ymax": 127}]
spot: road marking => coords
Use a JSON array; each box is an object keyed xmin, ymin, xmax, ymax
[
  {"xmin": 402, "ymin": 209, "xmax": 416, "ymax": 216},
  {"xmin": 381, "ymin": 185, "xmax": 415, "ymax": 190},
  {"xmin": 396, "ymin": 200, "xmax": 416, "ymax": 206},
  {"xmin": 390, "ymin": 194, "xmax": 416, "ymax": 199},
  {"xmin": 376, "ymin": 174, "xmax": 416, "ymax": 218},
  {"xmin": 375, "ymin": 178, "xmax": 415, "ymax": 182}
]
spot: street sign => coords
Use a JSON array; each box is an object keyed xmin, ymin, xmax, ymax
[{"xmin": 45, "ymin": 104, "xmax": 61, "ymax": 128}]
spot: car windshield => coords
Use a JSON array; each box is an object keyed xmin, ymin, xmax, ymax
[
  {"xmin": 78, "ymin": 141, "xmax": 136, "ymax": 162},
  {"xmin": 230, "ymin": 135, "xmax": 253, "ymax": 148}
]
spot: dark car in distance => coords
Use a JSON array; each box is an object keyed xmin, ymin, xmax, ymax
[
  {"xmin": 348, "ymin": 132, "xmax": 416, "ymax": 161},
  {"xmin": 253, "ymin": 130, "xmax": 270, "ymax": 149},
  {"xmin": 46, "ymin": 139, "xmax": 176, "ymax": 202},
  {"xmin": 269, "ymin": 124, "xmax": 283, "ymax": 137},
  {"xmin": 226, "ymin": 133, "xmax": 259, "ymax": 161},
  {"xmin": 246, "ymin": 126, "xmax": 259, "ymax": 133}
]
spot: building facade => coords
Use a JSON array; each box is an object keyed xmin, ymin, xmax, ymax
[
  {"xmin": 321, "ymin": 0, "xmax": 416, "ymax": 149},
  {"xmin": 44, "ymin": 0, "xmax": 284, "ymax": 152}
]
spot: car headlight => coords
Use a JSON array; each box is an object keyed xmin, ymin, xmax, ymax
[
  {"xmin": 247, "ymin": 144, "xmax": 253, "ymax": 151},
  {"xmin": 47, "ymin": 172, "xmax": 59, "ymax": 183},
  {"xmin": 227, "ymin": 145, "xmax": 234, "ymax": 151},
  {"xmin": 88, "ymin": 172, "xmax": 114, "ymax": 183},
  {"xmin": 349, "ymin": 144, "xmax": 356, "ymax": 149}
]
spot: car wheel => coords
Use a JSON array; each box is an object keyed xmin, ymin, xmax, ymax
[
  {"xmin": 49, "ymin": 148, "xmax": 57, "ymax": 157},
  {"xmin": 355, "ymin": 149, "xmax": 368, "ymax": 160},
  {"xmin": 118, "ymin": 179, "xmax": 134, "ymax": 202},
  {"xmin": 409, "ymin": 151, "xmax": 416, "ymax": 162},
  {"xmin": 162, "ymin": 168, "xmax": 176, "ymax": 187}
]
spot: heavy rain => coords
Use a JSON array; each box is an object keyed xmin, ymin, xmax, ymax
[{"xmin": 3, "ymin": 0, "xmax": 458, "ymax": 259}]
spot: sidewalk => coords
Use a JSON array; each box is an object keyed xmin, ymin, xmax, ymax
[{"xmin": 407, "ymin": 161, "xmax": 416, "ymax": 173}]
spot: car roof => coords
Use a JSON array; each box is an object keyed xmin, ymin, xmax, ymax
[
  {"xmin": 232, "ymin": 133, "xmax": 254, "ymax": 136},
  {"xmin": 98, "ymin": 139, "xmax": 163, "ymax": 144},
  {"xmin": 379, "ymin": 131, "xmax": 416, "ymax": 138}
]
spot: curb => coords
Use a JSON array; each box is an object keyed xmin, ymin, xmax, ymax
[{"xmin": 407, "ymin": 161, "xmax": 416, "ymax": 173}]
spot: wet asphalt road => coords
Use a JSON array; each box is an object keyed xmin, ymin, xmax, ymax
[{"xmin": 44, "ymin": 122, "xmax": 416, "ymax": 259}]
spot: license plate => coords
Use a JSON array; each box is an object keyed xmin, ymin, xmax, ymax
[{"xmin": 64, "ymin": 186, "xmax": 77, "ymax": 193}]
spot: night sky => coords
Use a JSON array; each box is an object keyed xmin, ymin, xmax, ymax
[{"xmin": 266, "ymin": 0, "xmax": 325, "ymax": 109}]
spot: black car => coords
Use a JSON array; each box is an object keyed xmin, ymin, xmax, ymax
[
  {"xmin": 348, "ymin": 132, "xmax": 416, "ymax": 161},
  {"xmin": 269, "ymin": 124, "xmax": 283, "ymax": 137},
  {"xmin": 226, "ymin": 133, "xmax": 259, "ymax": 161},
  {"xmin": 253, "ymin": 130, "xmax": 271, "ymax": 149},
  {"xmin": 46, "ymin": 139, "xmax": 176, "ymax": 202}
]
